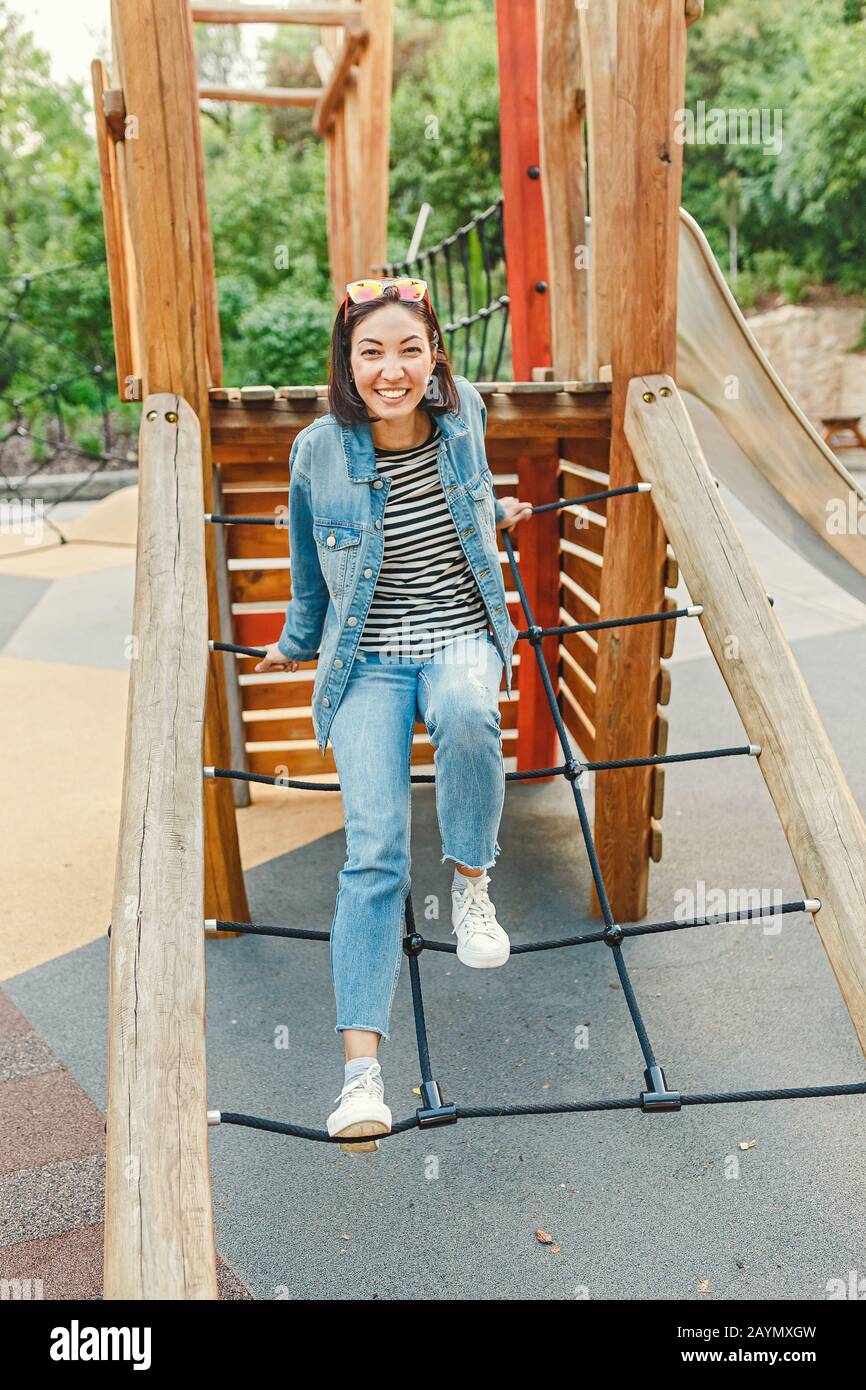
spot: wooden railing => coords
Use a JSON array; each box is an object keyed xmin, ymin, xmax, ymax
[
  {"xmin": 626, "ymin": 375, "xmax": 866, "ymax": 1061},
  {"xmin": 104, "ymin": 395, "xmax": 217, "ymax": 1299}
]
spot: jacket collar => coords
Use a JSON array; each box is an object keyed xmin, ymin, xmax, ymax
[{"xmin": 340, "ymin": 406, "xmax": 469, "ymax": 481}]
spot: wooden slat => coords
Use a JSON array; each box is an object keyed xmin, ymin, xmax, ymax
[
  {"xmin": 657, "ymin": 662, "xmax": 671, "ymax": 706},
  {"xmin": 199, "ymin": 85, "xmax": 321, "ymax": 106},
  {"xmin": 190, "ymin": 4, "xmax": 365, "ymax": 25},
  {"xmin": 560, "ymin": 545, "xmax": 603, "ymax": 603},
  {"xmin": 661, "ymin": 593, "xmax": 679, "ymax": 660},
  {"xmin": 105, "ymin": 395, "xmax": 215, "ymax": 1300},
  {"xmin": 654, "ymin": 710, "xmax": 669, "ymax": 757},
  {"xmin": 627, "ymin": 371, "xmax": 866, "ymax": 1058},
  {"xmin": 559, "ymin": 677, "xmax": 596, "ymax": 760},
  {"xmin": 313, "ymin": 25, "xmax": 370, "ymax": 135},
  {"xmin": 651, "ymin": 765, "xmax": 665, "ymax": 820}
]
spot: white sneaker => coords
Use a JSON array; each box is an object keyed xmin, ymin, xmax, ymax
[
  {"xmin": 451, "ymin": 870, "xmax": 510, "ymax": 968},
  {"xmin": 327, "ymin": 1061, "xmax": 392, "ymax": 1153}
]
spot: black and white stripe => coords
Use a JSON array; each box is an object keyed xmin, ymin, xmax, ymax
[{"xmin": 358, "ymin": 418, "xmax": 490, "ymax": 657}]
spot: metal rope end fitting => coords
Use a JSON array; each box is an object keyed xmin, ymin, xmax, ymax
[
  {"xmin": 207, "ymin": 639, "xmax": 215, "ymax": 651},
  {"xmin": 748, "ymin": 744, "xmax": 762, "ymax": 756},
  {"xmin": 207, "ymin": 1110, "xmax": 221, "ymax": 1126},
  {"xmin": 687, "ymin": 604, "xmax": 704, "ymax": 617},
  {"xmin": 203, "ymin": 512, "xmax": 213, "ymax": 523},
  {"xmin": 204, "ymin": 919, "xmax": 219, "ymax": 935},
  {"xmin": 415, "ymin": 1080, "xmax": 458, "ymax": 1128},
  {"xmin": 805, "ymin": 898, "xmax": 822, "ymax": 913},
  {"xmin": 637, "ymin": 482, "xmax": 652, "ymax": 492},
  {"xmin": 640, "ymin": 1064, "xmax": 681, "ymax": 1112},
  {"xmin": 203, "ymin": 766, "xmax": 216, "ymax": 779}
]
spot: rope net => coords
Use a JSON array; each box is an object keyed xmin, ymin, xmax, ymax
[{"xmin": 205, "ymin": 484, "xmax": 866, "ymax": 1143}]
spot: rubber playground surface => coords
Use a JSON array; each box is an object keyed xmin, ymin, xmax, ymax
[{"xmin": 2, "ymin": 477, "xmax": 866, "ymax": 1300}]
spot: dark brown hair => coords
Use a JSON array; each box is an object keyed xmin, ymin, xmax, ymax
[{"xmin": 327, "ymin": 284, "xmax": 461, "ymax": 426}]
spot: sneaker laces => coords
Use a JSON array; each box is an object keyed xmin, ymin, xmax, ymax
[
  {"xmin": 452, "ymin": 872, "xmax": 501, "ymax": 940},
  {"xmin": 334, "ymin": 1060, "xmax": 383, "ymax": 1107}
]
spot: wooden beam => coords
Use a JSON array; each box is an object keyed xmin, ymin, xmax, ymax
[
  {"xmin": 199, "ymin": 84, "xmax": 322, "ymax": 106},
  {"xmin": 313, "ymin": 25, "xmax": 369, "ymax": 134},
  {"xmin": 590, "ymin": 0, "xmax": 686, "ymax": 922},
  {"xmin": 191, "ymin": 3, "xmax": 365, "ymax": 24},
  {"xmin": 577, "ymin": 0, "xmax": 617, "ymax": 375},
  {"xmin": 627, "ymin": 374, "xmax": 866, "ymax": 1059},
  {"xmin": 111, "ymin": 0, "xmax": 249, "ymax": 927},
  {"xmin": 105, "ymin": 394, "xmax": 216, "ymax": 1299},
  {"xmin": 322, "ymin": 2, "xmax": 392, "ymax": 298},
  {"xmin": 90, "ymin": 61, "xmax": 137, "ymax": 396},
  {"xmin": 536, "ymin": 0, "xmax": 590, "ymax": 380},
  {"xmin": 209, "ymin": 389, "xmax": 611, "ymax": 454},
  {"xmin": 186, "ymin": 32, "xmax": 223, "ymax": 386}
]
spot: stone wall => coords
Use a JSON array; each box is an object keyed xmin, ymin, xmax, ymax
[{"xmin": 745, "ymin": 303, "xmax": 866, "ymax": 426}]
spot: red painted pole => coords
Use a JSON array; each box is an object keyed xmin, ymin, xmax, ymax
[{"xmin": 495, "ymin": 0, "xmax": 559, "ymax": 776}]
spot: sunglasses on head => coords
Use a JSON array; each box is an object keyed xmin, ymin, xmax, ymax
[{"xmin": 343, "ymin": 277, "xmax": 431, "ymax": 324}]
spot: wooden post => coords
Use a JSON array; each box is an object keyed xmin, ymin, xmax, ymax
[
  {"xmin": 590, "ymin": 0, "xmax": 686, "ymax": 921},
  {"xmin": 577, "ymin": 0, "xmax": 617, "ymax": 374},
  {"xmin": 108, "ymin": 0, "xmax": 248, "ymax": 924},
  {"xmin": 323, "ymin": 0, "xmax": 392, "ymax": 299},
  {"xmin": 495, "ymin": 0, "xmax": 559, "ymax": 776},
  {"xmin": 105, "ymin": 395, "xmax": 217, "ymax": 1299},
  {"xmin": 627, "ymin": 374, "xmax": 866, "ymax": 1060},
  {"xmin": 536, "ymin": 0, "xmax": 590, "ymax": 381}
]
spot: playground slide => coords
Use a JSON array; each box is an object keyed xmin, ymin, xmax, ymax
[{"xmin": 676, "ymin": 208, "xmax": 866, "ymax": 608}]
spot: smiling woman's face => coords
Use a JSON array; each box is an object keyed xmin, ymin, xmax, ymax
[{"xmin": 349, "ymin": 302, "xmax": 436, "ymax": 421}]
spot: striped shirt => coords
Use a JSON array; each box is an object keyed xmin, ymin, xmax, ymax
[{"xmin": 358, "ymin": 415, "xmax": 490, "ymax": 658}]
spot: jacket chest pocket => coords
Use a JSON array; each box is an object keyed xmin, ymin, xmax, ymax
[
  {"xmin": 467, "ymin": 470, "xmax": 497, "ymax": 549},
  {"xmin": 313, "ymin": 521, "xmax": 363, "ymax": 599}
]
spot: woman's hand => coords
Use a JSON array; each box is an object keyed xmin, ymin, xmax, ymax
[
  {"xmin": 255, "ymin": 643, "xmax": 301, "ymax": 674},
  {"xmin": 497, "ymin": 497, "xmax": 534, "ymax": 532}
]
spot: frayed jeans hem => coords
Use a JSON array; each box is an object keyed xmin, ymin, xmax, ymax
[{"xmin": 335, "ymin": 1022, "xmax": 389, "ymax": 1042}]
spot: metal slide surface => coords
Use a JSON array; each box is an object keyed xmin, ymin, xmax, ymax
[{"xmin": 677, "ymin": 207, "xmax": 866, "ymax": 606}]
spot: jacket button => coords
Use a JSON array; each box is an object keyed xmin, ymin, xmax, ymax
[
  {"xmin": 364, "ymin": 567, "xmax": 372, "ymax": 577},
  {"xmin": 323, "ymin": 697, "xmax": 330, "ymax": 707},
  {"xmin": 373, "ymin": 479, "xmax": 383, "ymax": 489},
  {"xmin": 347, "ymin": 616, "xmax": 358, "ymax": 626},
  {"xmin": 334, "ymin": 658, "xmax": 343, "ymax": 668},
  {"xmin": 375, "ymin": 519, "xmax": 382, "ymax": 529}
]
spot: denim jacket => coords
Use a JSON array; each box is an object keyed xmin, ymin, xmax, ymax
[{"xmin": 277, "ymin": 374, "xmax": 519, "ymax": 754}]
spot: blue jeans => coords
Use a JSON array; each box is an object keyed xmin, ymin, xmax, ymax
[{"xmin": 327, "ymin": 630, "xmax": 506, "ymax": 1042}]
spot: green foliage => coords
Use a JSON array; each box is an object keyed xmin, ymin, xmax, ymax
[
  {"xmin": 1, "ymin": 0, "xmax": 863, "ymax": 457},
  {"xmin": 683, "ymin": 0, "xmax": 866, "ymax": 296}
]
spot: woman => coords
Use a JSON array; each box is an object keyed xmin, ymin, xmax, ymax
[{"xmin": 255, "ymin": 277, "xmax": 532, "ymax": 1152}]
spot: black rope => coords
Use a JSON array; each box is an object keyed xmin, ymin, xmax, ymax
[{"xmin": 217, "ymin": 1082, "xmax": 866, "ymax": 1145}]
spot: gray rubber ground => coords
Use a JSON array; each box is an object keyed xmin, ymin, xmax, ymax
[{"xmin": 7, "ymin": 491, "xmax": 866, "ymax": 1300}]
